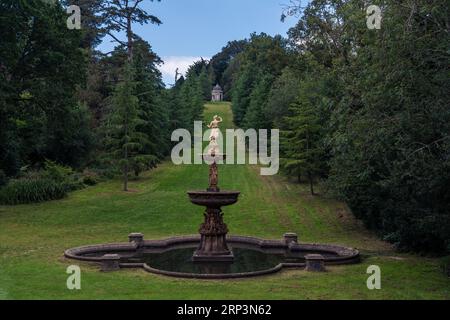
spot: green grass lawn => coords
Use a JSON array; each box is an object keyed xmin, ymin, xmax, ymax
[{"xmin": 0, "ymin": 102, "xmax": 449, "ymax": 300}]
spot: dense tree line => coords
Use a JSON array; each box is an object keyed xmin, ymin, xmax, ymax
[
  {"xmin": 0, "ymin": 0, "xmax": 92, "ymax": 178},
  {"xmin": 221, "ymin": 0, "xmax": 450, "ymax": 254},
  {"xmin": 0, "ymin": 0, "xmax": 204, "ymax": 194}
]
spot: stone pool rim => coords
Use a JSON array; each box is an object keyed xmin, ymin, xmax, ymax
[{"xmin": 64, "ymin": 234, "xmax": 360, "ymax": 279}]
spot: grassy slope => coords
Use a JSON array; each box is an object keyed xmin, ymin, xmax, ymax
[{"xmin": 0, "ymin": 102, "xmax": 448, "ymax": 300}]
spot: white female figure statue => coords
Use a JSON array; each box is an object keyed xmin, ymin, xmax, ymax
[
  {"xmin": 207, "ymin": 115, "xmax": 223, "ymax": 142},
  {"xmin": 206, "ymin": 115, "xmax": 222, "ymax": 191}
]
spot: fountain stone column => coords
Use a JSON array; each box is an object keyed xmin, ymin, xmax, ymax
[
  {"xmin": 194, "ymin": 203, "xmax": 232, "ymax": 261},
  {"xmin": 188, "ymin": 115, "xmax": 239, "ymax": 262},
  {"xmin": 188, "ymin": 153, "xmax": 238, "ymax": 262}
]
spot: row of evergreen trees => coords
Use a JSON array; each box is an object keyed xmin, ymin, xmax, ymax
[{"xmin": 221, "ymin": 0, "xmax": 450, "ymax": 254}]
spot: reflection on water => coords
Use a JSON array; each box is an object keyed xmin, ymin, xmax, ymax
[
  {"xmin": 125, "ymin": 246, "xmax": 286, "ymax": 274},
  {"xmin": 82, "ymin": 244, "xmax": 341, "ymax": 275}
]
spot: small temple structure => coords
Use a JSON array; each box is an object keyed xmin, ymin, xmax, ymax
[{"xmin": 211, "ymin": 84, "xmax": 223, "ymax": 102}]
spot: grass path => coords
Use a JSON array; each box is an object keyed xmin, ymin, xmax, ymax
[{"xmin": 0, "ymin": 102, "xmax": 449, "ymax": 299}]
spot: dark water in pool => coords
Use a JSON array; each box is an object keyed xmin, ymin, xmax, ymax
[{"xmin": 124, "ymin": 247, "xmax": 287, "ymax": 274}]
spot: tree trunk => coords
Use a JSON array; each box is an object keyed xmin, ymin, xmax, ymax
[
  {"xmin": 126, "ymin": 14, "xmax": 133, "ymax": 62},
  {"xmin": 308, "ymin": 172, "xmax": 315, "ymax": 196},
  {"xmin": 123, "ymin": 96, "xmax": 129, "ymax": 192},
  {"xmin": 123, "ymin": 9, "xmax": 132, "ymax": 192},
  {"xmin": 123, "ymin": 169, "xmax": 128, "ymax": 191}
]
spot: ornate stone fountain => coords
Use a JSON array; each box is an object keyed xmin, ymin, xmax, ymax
[
  {"xmin": 188, "ymin": 116, "xmax": 239, "ymax": 261},
  {"xmin": 64, "ymin": 114, "xmax": 360, "ymax": 278}
]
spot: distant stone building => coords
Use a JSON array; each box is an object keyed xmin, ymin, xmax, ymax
[{"xmin": 211, "ymin": 84, "xmax": 223, "ymax": 102}]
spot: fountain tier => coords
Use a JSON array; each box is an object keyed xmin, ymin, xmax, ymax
[{"xmin": 188, "ymin": 190, "xmax": 239, "ymax": 262}]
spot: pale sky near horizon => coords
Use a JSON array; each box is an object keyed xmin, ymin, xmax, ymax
[{"xmin": 97, "ymin": 0, "xmax": 308, "ymax": 86}]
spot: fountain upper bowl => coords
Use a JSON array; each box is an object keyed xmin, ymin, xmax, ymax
[{"xmin": 187, "ymin": 190, "xmax": 240, "ymax": 207}]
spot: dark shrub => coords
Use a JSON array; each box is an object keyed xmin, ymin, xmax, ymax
[
  {"xmin": 81, "ymin": 169, "xmax": 99, "ymax": 186},
  {"xmin": 0, "ymin": 178, "xmax": 68, "ymax": 205},
  {"xmin": 41, "ymin": 160, "xmax": 73, "ymax": 182},
  {"xmin": 41, "ymin": 160, "xmax": 86, "ymax": 191}
]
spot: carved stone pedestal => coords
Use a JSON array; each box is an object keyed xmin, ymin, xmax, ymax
[{"xmin": 193, "ymin": 207, "xmax": 234, "ymax": 262}]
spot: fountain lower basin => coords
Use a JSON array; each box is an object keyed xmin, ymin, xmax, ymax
[{"xmin": 64, "ymin": 234, "xmax": 360, "ymax": 279}]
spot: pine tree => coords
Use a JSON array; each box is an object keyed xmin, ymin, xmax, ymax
[
  {"xmin": 282, "ymin": 97, "xmax": 325, "ymax": 195},
  {"xmin": 104, "ymin": 64, "xmax": 155, "ymax": 191},
  {"xmin": 231, "ymin": 64, "xmax": 256, "ymax": 126},
  {"xmin": 177, "ymin": 69, "xmax": 205, "ymax": 133},
  {"xmin": 242, "ymin": 74, "xmax": 273, "ymax": 130},
  {"xmin": 102, "ymin": 0, "xmax": 162, "ymax": 62},
  {"xmin": 198, "ymin": 65, "xmax": 212, "ymax": 101},
  {"xmin": 133, "ymin": 39, "xmax": 169, "ymax": 159}
]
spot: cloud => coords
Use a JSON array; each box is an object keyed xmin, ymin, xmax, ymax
[{"xmin": 158, "ymin": 56, "xmax": 209, "ymax": 86}]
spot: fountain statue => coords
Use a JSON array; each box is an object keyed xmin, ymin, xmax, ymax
[{"xmin": 207, "ymin": 115, "xmax": 223, "ymax": 141}]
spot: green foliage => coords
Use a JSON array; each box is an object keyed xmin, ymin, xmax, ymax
[
  {"xmin": 0, "ymin": 0, "xmax": 91, "ymax": 175},
  {"xmin": 180, "ymin": 74, "xmax": 205, "ymax": 130},
  {"xmin": 103, "ymin": 64, "xmax": 143, "ymax": 189},
  {"xmin": 101, "ymin": 49, "xmax": 169, "ymax": 189},
  {"xmin": 61, "ymin": 0, "xmax": 105, "ymax": 48},
  {"xmin": 81, "ymin": 169, "xmax": 100, "ymax": 186},
  {"xmin": 0, "ymin": 178, "xmax": 68, "ymax": 205},
  {"xmin": 242, "ymin": 74, "xmax": 273, "ymax": 130},
  {"xmin": 265, "ymin": 67, "xmax": 301, "ymax": 128},
  {"xmin": 230, "ymin": 33, "xmax": 290, "ymax": 126},
  {"xmin": 198, "ymin": 65, "xmax": 212, "ymax": 101},
  {"xmin": 221, "ymin": 0, "xmax": 449, "ymax": 253},
  {"xmin": 282, "ymin": 95, "xmax": 327, "ymax": 195},
  {"xmin": 208, "ymin": 40, "xmax": 247, "ymax": 98},
  {"xmin": 290, "ymin": 0, "xmax": 450, "ymax": 253},
  {"xmin": 39, "ymin": 160, "xmax": 86, "ymax": 191},
  {"xmin": 231, "ymin": 64, "xmax": 257, "ymax": 125},
  {"xmin": 130, "ymin": 155, "xmax": 159, "ymax": 177},
  {"xmin": 164, "ymin": 60, "xmax": 207, "ymax": 135},
  {"xmin": 132, "ymin": 39, "xmax": 170, "ymax": 158},
  {"xmin": 41, "ymin": 160, "xmax": 74, "ymax": 183}
]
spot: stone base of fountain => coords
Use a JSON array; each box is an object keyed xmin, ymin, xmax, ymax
[{"xmin": 64, "ymin": 233, "xmax": 360, "ymax": 279}]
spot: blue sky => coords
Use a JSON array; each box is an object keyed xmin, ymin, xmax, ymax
[{"xmin": 98, "ymin": 0, "xmax": 304, "ymax": 86}]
